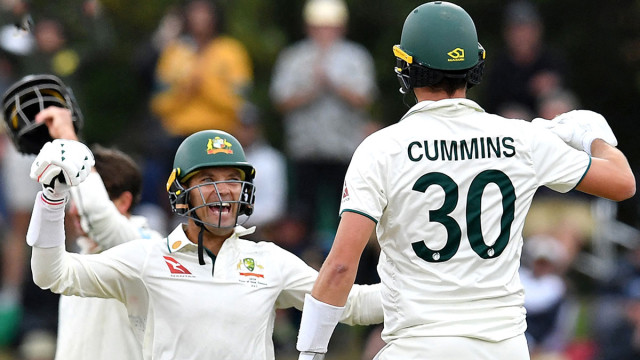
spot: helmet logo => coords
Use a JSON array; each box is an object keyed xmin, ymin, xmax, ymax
[
  {"xmin": 447, "ymin": 48, "xmax": 465, "ymax": 62},
  {"xmin": 207, "ymin": 136, "xmax": 234, "ymax": 155}
]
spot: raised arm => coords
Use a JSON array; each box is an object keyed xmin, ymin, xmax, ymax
[
  {"xmin": 576, "ymin": 139, "xmax": 635, "ymax": 200},
  {"xmin": 532, "ymin": 110, "xmax": 635, "ymax": 200}
]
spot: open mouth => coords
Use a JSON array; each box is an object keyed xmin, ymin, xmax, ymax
[{"xmin": 209, "ymin": 202, "xmax": 231, "ymax": 215}]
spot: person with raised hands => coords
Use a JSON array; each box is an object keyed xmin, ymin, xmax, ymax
[
  {"xmin": 25, "ymin": 129, "xmax": 382, "ymax": 360},
  {"xmin": 28, "ymin": 139, "xmax": 94, "ymax": 243},
  {"xmin": 33, "ymin": 105, "xmax": 164, "ymax": 360}
]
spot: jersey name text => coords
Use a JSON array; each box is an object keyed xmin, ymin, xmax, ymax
[{"xmin": 407, "ymin": 137, "xmax": 516, "ymax": 162}]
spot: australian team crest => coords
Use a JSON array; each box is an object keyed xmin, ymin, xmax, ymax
[
  {"xmin": 243, "ymin": 258, "xmax": 255, "ymax": 272},
  {"xmin": 237, "ymin": 257, "xmax": 266, "ymax": 285},
  {"xmin": 207, "ymin": 136, "xmax": 234, "ymax": 154}
]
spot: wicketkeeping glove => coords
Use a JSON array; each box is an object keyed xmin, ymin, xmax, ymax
[
  {"xmin": 531, "ymin": 110, "xmax": 617, "ymax": 155},
  {"xmin": 30, "ymin": 139, "xmax": 95, "ymax": 203}
]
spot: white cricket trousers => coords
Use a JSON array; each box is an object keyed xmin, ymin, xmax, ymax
[{"xmin": 374, "ymin": 333, "xmax": 530, "ymax": 360}]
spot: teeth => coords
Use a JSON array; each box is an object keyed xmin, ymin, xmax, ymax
[{"xmin": 210, "ymin": 202, "xmax": 230, "ymax": 209}]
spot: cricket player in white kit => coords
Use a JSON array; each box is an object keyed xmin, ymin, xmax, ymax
[
  {"xmin": 26, "ymin": 129, "xmax": 382, "ymax": 360},
  {"xmin": 1, "ymin": 75, "xmax": 162, "ymax": 359},
  {"xmin": 56, "ymin": 144, "xmax": 163, "ymax": 360},
  {"xmin": 296, "ymin": 2, "xmax": 636, "ymax": 359}
]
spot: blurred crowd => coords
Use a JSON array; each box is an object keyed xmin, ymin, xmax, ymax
[{"xmin": 0, "ymin": 1, "xmax": 637, "ymax": 360}]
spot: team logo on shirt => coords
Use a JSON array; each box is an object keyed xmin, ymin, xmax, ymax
[
  {"xmin": 243, "ymin": 258, "xmax": 255, "ymax": 271},
  {"xmin": 237, "ymin": 257, "xmax": 267, "ymax": 287},
  {"xmin": 238, "ymin": 257, "xmax": 264, "ymax": 277},
  {"xmin": 163, "ymin": 256, "xmax": 192, "ymax": 276},
  {"xmin": 207, "ymin": 137, "xmax": 233, "ymax": 154}
]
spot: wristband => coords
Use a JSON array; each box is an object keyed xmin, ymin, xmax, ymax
[
  {"xmin": 26, "ymin": 192, "xmax": 66, "ymax": 248},
  {"xmin": 296, "ymin": 294, "xmax": 345, "ymax": 353}
]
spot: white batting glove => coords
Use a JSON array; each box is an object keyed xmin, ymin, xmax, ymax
[
  {"xmin": 30, "ymin": 139, "xmax": 95, "ymax": 203},
  {"xmin": 532, "ymin": 110, "xmax": 617, "ymax": 155}
]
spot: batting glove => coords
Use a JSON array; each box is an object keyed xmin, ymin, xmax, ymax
[
  {"xmin": 532, "ymin": 110, "xmax": 617, "ymax": 155},
  {"xmin": 30, "ymin": 139, "xmax": 95, "ymax": 203}
]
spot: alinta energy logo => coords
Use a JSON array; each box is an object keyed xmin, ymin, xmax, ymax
[
  {"xmin": 447, "ymin": 48, "xmax": 465, "ymax": 62},
  {"xmin": 163, "ymin": 256, "xmax": 195, "ymax": 277}
]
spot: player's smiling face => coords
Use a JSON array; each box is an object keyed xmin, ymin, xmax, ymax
[{"xmin": 186, "ymin": 167, "xmax": 243, "ymax": 230}]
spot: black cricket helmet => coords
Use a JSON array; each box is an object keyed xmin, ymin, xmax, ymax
[{"xmin": 1, "ymin": 74, "xmax": 83, "ymax": 154}]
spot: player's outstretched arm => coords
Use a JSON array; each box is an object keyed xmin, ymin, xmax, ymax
[
  {"xmin": 575, "ymin": 139, "xmax": 635, "ymax": 201},
  {"xmin": 297, "ymin": 212, "xmax": 375, "ymax": 359}
]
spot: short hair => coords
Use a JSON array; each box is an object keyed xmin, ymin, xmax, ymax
[
  {"xmin": 91, "ymin": 145, "xmax": 143, "ymax": 211},
  {"xmin": 429, "ymin": 76, "xmax": 468, "ymax": 97}
]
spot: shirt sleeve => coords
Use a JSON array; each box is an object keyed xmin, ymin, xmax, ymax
[
  {"xmin": 339, "ymin": 134, "xmax": 388, "ymax": 222},
  {"xmin": 528, "ymin": 124, "xmax": 591, "ymax": 193},
  {"xmin": 274, "ymin": 245, "xmax": 318, "ymax": 310},
  {"xmin": 31, "ymin": 240, "xmax": 147, "ymax": 304},
  {"xmin": 273, "ymin": 244, "xmax": 383, "ymax": 326},
  {"xmin": 340, "ymin": 283, "xmax": 383, "ymax": 326},
  {"xmin": 71, "ymin": 172, "xmax": 144, "ymax": 252}
]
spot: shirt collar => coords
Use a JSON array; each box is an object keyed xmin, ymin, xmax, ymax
[
  {"xmin": 400, "ymin": 98, "xmax": 485, "ymax": 122},
  {"xmin": 166, "ymin": 224, "xmax": 257, "ymax": 253}
]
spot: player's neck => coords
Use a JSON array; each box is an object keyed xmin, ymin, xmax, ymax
[{"xmin": 414, "ymin": 87, "xmax": 467, "ymax": 102}]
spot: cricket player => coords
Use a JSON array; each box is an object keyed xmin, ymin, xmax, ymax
[
  {"xmin": 34, "ymin": 106, "xmax": 164, "ymax": 360},
  {"xmin": 295, "ymin": 2, "xmax": 635, "ymax": 359},
  {"xmin": 1, "ymin": 74, "xmax": 162, "ymax": 359},
  {"xmin": 26, "ymin": 129, "xmax": 382, "ymax": 360}
]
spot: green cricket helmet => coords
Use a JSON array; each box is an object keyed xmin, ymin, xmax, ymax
[
  {"xmin": 167, "ymin": 130, "xmax": 256, "ymax": 220},
  {"xmin": 393, "ymin": 1, "xmax": 486, "ymax": 93}
]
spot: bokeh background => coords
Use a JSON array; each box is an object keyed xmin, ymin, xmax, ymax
[
  {"xmin": 25, "ymin": 0, "xmax": 637, "ymax": 223},
  {"xmin": 1, "ymin": 1, "xmax": 639, "ymax": 359}
]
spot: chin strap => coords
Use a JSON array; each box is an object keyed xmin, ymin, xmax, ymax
[
  {"xmin": 197, "ymin": 226, "xmax": 205, "ymax": 265},
  {"xmin": 402, "ymin": 90, "xmax": 417, "ymax": 108}
]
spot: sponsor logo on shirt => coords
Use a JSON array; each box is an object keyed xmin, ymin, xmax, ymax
[
  {"xmin": 163, "ymin": 256, "xmax": 195, "ymax": 278},
  {"xmin": 341, "ymin": 182, "xmax": 350, "ymax": 202}
]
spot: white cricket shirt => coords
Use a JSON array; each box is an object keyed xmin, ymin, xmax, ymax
[
  {"xmin": 340, "ymin": 99, "xmax": 590, "ymax": 342},
  {"xmin": 30, "ymin": 201, "xmax": 382, "ymax": 360},
  {"xmin": 56, "ymin": 172, "xmax": 163, "ymax": 360}
]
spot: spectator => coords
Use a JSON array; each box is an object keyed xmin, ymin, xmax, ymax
[
  {"xmin": 483, "ymin": 0, "xmax": 568, "ymax": 118},
  {"xmin": 537, "ymin": 88, "xmax": 580, "ymax": 121},
  {"xmin": 270, "ymin": 0, "xmax": 377, "ymax": 252},
  {"xmin": 151, "ymin": 0, "xmax": 252, "ymax": 140},
  {"xmin": 520, "ymin": 235, "xmax": 576, "ymax": 358},
  {"xmin": 149, "ymin": 0, "xmax": 253, "ymax": 224},
  {"xmin": 233, "ymin": 102, "xmax": 287, "ymax": 238},
  {"xmin": 597, "ymin": 277, "xmax": 640, "ymax": 360}
]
